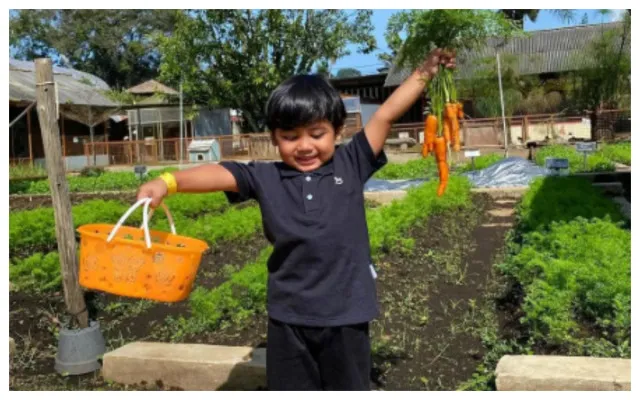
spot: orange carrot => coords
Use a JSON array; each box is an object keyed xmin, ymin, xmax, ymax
[
  {"xmin": 434, "ymin": 136, "xmax": 449, "ymax": 196},
  {"xmin": 443, "ymin": 118, "xmax": 451, "ymax": 144},
  {"xmin": 457, "ymin": 102, "xmax": 464, "ymax": 119},
  {"xmin": 421, "ymin": 142, "xmax": 429, "ymax": 158},
  {"xmin": 426, "ymin": 114, "xmax": 437, "ymax": 153},
  {"xmin": 445, "ymin": 103, "xmax": 458, "ymax": 120},
  {"xmin": 422, "ymin": 114, "xmax": 433, "ymax": 158},
  {"xmin": 452, "ymin": 118, "xmax": 461, "ymax": 152},
  {"xmin": 446, "ymin": 103, "xmax": 461, "ymax": 152}
]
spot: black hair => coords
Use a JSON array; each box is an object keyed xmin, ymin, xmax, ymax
[{"xmin": 265, "ymin": 74, "xmax": 346, "ymax": 134}]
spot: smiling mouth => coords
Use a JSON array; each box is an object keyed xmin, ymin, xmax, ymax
[{"xmin": 295, "ymin": 156, "xmax": 318, "ymax": 165}]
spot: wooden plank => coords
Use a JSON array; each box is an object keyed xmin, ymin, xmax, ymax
[
  {"xmin": 61, "ymin": 116, "xmax": 66, "ymax": 158},
  {"xmin": 35, "ymin": 58, "xmax": 88, "ymax": 328},
  {"xmin": 104, "ymin": 120, "xmax": 110, "ymax": 164},
  {"xmin": 27, "ymin": 106, "xmax": 33, "ymax": 165},
  {"xmin": 89, "ymin": 107, "xmax": 96, "ymax": 166}
]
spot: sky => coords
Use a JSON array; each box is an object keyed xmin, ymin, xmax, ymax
[{"xmin": 330, "ymin": 9, "xmax": 628, "ymax": 75}]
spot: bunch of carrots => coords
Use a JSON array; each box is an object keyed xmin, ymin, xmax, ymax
[{"xmin": 421, "ymin": 66, "xmax": 463, "ymax": 197}]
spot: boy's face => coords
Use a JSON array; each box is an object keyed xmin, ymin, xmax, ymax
[{"xmin": 272, "ymin": 120, "xmax": 340, "ymax": 172}]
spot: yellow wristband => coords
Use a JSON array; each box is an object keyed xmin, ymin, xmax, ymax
[{"xmin": 159, "ymin": 172, "xmax": 178, "ymax": 195}]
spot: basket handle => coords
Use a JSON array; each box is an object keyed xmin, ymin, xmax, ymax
[
  {"xmin": 141, "ymin": 203, "xmax": 177, "ymax": 235},
  {"xmin": 106, "ymin": 198, "xmax": 176, "ymax": 249}
]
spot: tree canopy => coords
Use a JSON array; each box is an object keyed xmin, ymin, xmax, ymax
[
  {"xmin": 10, "ymin": 10, "xmax": 177, "ymax": 89},
  {"xmin": 335, "ymin": 68, "xmax": 362, "ymax": 78},
  {"xmin": 157, "ymin": 10, "xmax": 376, "ymax": 132}
]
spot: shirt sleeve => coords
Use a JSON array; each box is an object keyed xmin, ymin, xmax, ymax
[
  {"xmin": 218, "ymin": 161, "xmax": 258, "ymax": 203},
  {"xmin": 340, "ymin": 129, "xmax": 388, "ymax": 183}
]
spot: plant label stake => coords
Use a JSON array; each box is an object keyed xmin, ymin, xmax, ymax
[
  {"xmin": 576, "ymin": 142, "xmax": 597, "ymax": 171},
  {"xmin": 545, "ymin": 157, "xmax": 569, "ymax": 176},
  {"xmin": 464, "ymin": 149, "xmax": 480, "ymax": 170}
]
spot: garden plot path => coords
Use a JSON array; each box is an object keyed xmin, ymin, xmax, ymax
[{"xmin": 370, "ymin": 191, "xmax": 519, "ymax": 390}]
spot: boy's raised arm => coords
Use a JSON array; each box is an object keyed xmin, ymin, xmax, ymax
[{"xmin": 364, "ymin": 48, "xmax": 455, "ymax": 156}]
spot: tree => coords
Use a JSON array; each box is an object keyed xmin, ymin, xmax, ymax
[
  {"xmin": 456, "ymin": 52, "xmax": 575, "ymax": 118},
  {"xmin": 500, "ymin": 9, "xmax": 540, "ymax": 25},
  {"xmin": 569, "ymin": 11, "xmax": 631, "ymax": 111},
  {"xmin": 335, "ymin": 68, "xmax": 362, "ymax": 78},
  {"xmin": 379, "ymin": 10, "xmax": 518, "ymax": 68},
  {"xmin": 157, "ymin": 10, "xmax": 376, "ymax": 132},
  {"xmin": 500, "ymin": 9, "xmax": 576, "ymax": 27},
  {"xmin": 9, "ymin": 10, "xmax": 177, "ymax": 89},
  {"xmin": 379, "ymin": 9, "xmax": 580, "ymax": 64}
]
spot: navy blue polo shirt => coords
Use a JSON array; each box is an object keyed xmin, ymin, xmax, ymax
[{"xmin": 220, "ymin": 130, "xmax": 387, "ymax": 327}]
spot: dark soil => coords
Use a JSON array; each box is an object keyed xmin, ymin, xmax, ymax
[
  {"xmin": 369, "ymin": 193, "xmax": 516, "ymax": 390},
  {"xmin": 9, "ymin": 234, "xmax": 269, "ymax": 391},
  {"xmin": 10, "ymin": 192, "xmax": 139, "ymax": 211},
  {"xmin": 9, "ymin": 194, "xmax": 517, "ymax": 391}
]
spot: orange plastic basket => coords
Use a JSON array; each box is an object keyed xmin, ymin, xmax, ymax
[{"xmin": 77, "ymin": 198, "xmax": 209, "ymax": 302}]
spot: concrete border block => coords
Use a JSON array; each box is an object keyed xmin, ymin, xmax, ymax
[
  {"xmin": 496, "ymin": 355, "xmax": 630, "ymax": 391},
  {"xmin": 102, "ymin": 342, "xmax": 266, "ymax": 390},
  {"xmin": 364, "ymin": 190, "xmax": 407, "ymax": 205}
]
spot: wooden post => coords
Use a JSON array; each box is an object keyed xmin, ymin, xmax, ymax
[
  {"xmin": 61, "ymin": 115, "xmax": 66, "ymax": 158},
  {"xmin": 135, "ymin": 108, "xmax": 142, "ymax": 163},
  {"xmin": 89, "ymin": 107, "xmax": 96, "ymax": 166},
  {"xmin": 27, "ymin": 106, "xmax": 33, "ymax": 165},
  {"xmin": 35, "ymin": 58, "xmax": 88, "ymax": 329},
  {"xmin": 158, "ymin": 114, "xmax": 164, "ymax": 161},
  {"xmin": 104, "ymin": 120, "xmax": 110, "ymax": 165}
]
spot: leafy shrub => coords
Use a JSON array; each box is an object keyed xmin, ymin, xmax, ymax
[
  {"xmin": 499, "ymin": 217, "xmax": 630, "ymax": 347},
  {"xmin": 10, "ymin": 200, "xmax": 141, "ymax": 257},
  {"xmin": 373, "ymin": 157, "xmax": 437, "ymax": 179},
  {"xmin": 10, "ymin": 252, "xmax": 62, "ymax": 292},
  {"xmin": 9, "ymin": 164, "xmax": 47, "ymax": 179},
  {"xmin": 534, "ymin": 145, "xmax": 614, "ymax": 173},
  {"xmin": 180, "ymin": 247, "xmax": 272, "ymax": 332},
  {"xmin": 80, "ymin": 166, "xmax": 106, "ymax": 177},
  {"xmin": 10, "ymin": 167, "xmax": 181, "ymax": 195},
  {"xmin": 516, "ymin": 176, "xmax": 624, "ymax": 232},
  {"xmin": 162, "ymin": 192, "xmax": 230, "ymax": 219},
  {"xmin": 597, "ymin": 141, "xmax": 631, "ymax": 165},
  {"xmin": 367, "ymin": 176, "xmax": 471, "ymax": 257},
  {"xmin": 456, "ymin": 153, "xmax": 503, "ymax": 172}
]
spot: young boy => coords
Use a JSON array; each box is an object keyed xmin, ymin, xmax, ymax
[{"xmin": 137, "ymin": 48, "xmax": 455, "ymax": 390}]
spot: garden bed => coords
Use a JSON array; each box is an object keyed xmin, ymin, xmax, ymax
[
  {"xmin": 10, "ymin": 170, "xmax": 629, "ymax": 391},
  {"xmin": 9, "ymin": 233, "xmax": 270, "ymax": 391},
  {"xmin": 10, "ymin": 177, "xmax": 519, "ymax": 390},
  {"xmin": 458, "ymin": 176, "xmax": 631, "ymax": 390}
]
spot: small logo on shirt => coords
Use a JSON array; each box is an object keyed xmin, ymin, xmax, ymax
[{"xmin": 334, "ymin": 177, "xmax": 343, "ymax": 185}]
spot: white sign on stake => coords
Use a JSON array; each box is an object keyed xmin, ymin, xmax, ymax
[
  {"xmin": 465, "ymin": 150, "xmax": 480, "ymax": 158},
  {"xmin": 576, "ymin": 142, "xmax": 597, "ymax": 153},
  {"xmin": 464, "ymin": 149, "xmax": 481, "ymax": 169}
]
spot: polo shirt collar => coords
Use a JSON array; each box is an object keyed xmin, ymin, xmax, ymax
[{"xmin": 277, "ymin": 158, "xmax": 335, "ymax": 178}]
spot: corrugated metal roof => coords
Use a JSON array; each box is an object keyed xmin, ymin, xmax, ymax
[
  {"xmin": 127, "ymin": 79, "xmax": 178, "ymax": 95},
  {"xmin": 9, "ymin": 59, "xmax": 118, "ymax": 108},
  {"xmin": 188, "ymin": 139, "xmax": 217, "ymax": 152},
  {"xmin": 9, "ymin": 59, "xmax": 111, "ymax": 89},
  {"xmin": 384, "ymin": 22, "xmax": 628, "ymax": 87}
]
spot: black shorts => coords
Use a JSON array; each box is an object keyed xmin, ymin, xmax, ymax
[{"xmin": 266, "ymin": 317, "xmax": 371, "ymax": 391}]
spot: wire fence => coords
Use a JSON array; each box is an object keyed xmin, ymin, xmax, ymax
[
  {"xmin": 11, "ymin": 108, "xmax": 630, "ymax": 168},
  {"xmin": 82, "ymin": 133, "xmax": 279, "ymax": 166}
]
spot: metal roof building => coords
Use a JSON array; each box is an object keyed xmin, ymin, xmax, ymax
[
  {"xmin": 384, "ymin": 22, "xmax": 628, "ymax": 87},
  {"xmin": 9, "ymin": 59, "xmax": 119, "ymax": 126}
]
